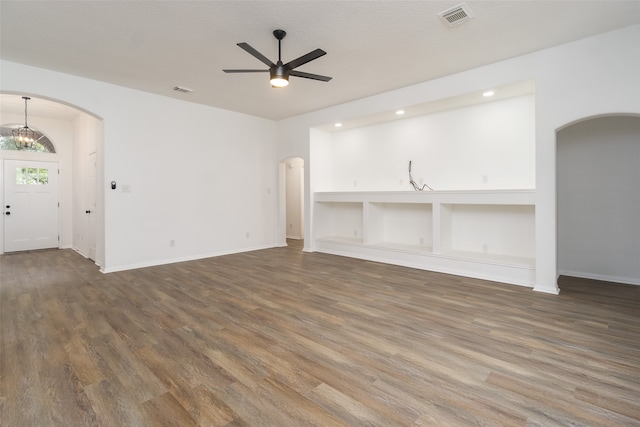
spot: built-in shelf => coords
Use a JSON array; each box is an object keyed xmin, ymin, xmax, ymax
[{"xmin": 313, "ymin": 190, "xmax": 535, "ymax": 286}]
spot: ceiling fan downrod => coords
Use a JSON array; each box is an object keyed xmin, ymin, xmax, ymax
[{"xmin": 274, "ymin": 29, "xmax": 286, "ymax": 65}]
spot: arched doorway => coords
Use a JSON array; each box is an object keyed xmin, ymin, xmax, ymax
[
  {"xmin": 0, "ymin": 94, "xmax": 103, "ymax": 263},
  {"xmin": 1, "ymin": 106, "xmax": 60, "ymax": 252},
  {"xmin": 278, "ymin": 157, "xmax": 304, "ymax": 248},
  {"xmin": 556, "ymin": 115, "xmax": 640, "ymax": 286}
]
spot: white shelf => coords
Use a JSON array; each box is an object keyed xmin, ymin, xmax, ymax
[
  {"xmin": 369, "ymin": 241, "xmax": 433, "ymax": 254},
  {"xmin": 313, "ymin": 190, "xmax": 536, "ymax": 287},
  {"xmin": 316, "ymin": 236, "xmax": 364, "ymax": 245},
  {"xmin": 314, "ymin": 189, "xmax": 534, "ymax": 204},
  {"xmin": 441, "ymin": 250, "xmax": 535, "ymax": 268}
]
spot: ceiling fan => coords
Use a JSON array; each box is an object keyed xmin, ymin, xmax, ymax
[{"xmin": 223, "ymin": 29, "xmax": 332, "ymax": 88}]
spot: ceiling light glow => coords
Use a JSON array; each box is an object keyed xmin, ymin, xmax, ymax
[
  {"xmin": 396, "ymin": 110, "xmax": 405, "ymax": 115},
  {"xmin": 483, "ymin": 90, "xmax": 495, "ymax": 97},
  {"xmin": 270, "ymin": 77, "xmax": 289, "ymax": 88},
  {"xmin": 334, "ymin": 123, "xmax": 342, "ymax": 128}
]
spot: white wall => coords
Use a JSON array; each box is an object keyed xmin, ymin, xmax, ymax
[
  {"xmin": 309, "ymin": 128, "xmax": 334, "ymax": 192},
  {"xmin": 557, "ymin": 116, "xmax": 640, "ymax": 285},
  {"xmin": 325, "ymin": 95, "xmax": 535, "ymax": 191},
  {"xmin": 304, "ymin": 127, "xmax": 334, "ymax": 250},
  {"xmin": 279, "ymin": 24, "xmax": 640, "ymax": 294},
  {"xmin": 3, "ymin": 25, "xmax": 639, "ymax": 290},
  {"xmin": 73, "ymin": 113, "xmax": 102, "ymax": 259},
  {"xmin": 1, "ymin": 60, "xmax": 279, "ymax": 272}
]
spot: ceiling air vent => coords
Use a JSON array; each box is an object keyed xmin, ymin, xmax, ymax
[{"xmin": 437, "ymin": 3, "xmax": 475, "ymax": 27}]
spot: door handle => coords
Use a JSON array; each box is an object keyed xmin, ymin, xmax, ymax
[
  {"xmin": 5, "ymin": 212, "xmax": 10, "ymax": 215},
  {"xmin": 85, "ymin": 210, "xmax": 91, "ymax": 214}
]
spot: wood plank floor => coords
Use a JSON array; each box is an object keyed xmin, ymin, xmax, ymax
[{"xmin": 1, "ymin": 241, "xmax": 639, "ymax": 426}]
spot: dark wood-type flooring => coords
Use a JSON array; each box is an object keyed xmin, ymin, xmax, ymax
[{"xmin": 1, "ymin": 241, "xmax": 639, "ymax": 426}]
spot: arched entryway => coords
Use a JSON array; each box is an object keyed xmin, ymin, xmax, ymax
[
  {"xmin": 278, "ymin": 157, "xmax": 304, "ymax": 247},
  {"xmin": 0, "ymin": 93, "xmax": 104, "ymax": 264},
  {"xmin": 556, "ymin": 115, "xmax": 640, "ymax": 286}
]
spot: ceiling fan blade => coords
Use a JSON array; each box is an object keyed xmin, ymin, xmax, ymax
[
  {"xmin": 237, "ymin": 42, "xmax": 276, "ymax": 67},
  {"xmin": 289, "ymin": 70, "xmax": 332, "ymax": 82},
  {"xmin": 284, "ymin": 49, "xmax": 327, "ymax": 70},
  {"xmin": 223, "ymin": 69, "xmax": 269, "ymax": 73}
]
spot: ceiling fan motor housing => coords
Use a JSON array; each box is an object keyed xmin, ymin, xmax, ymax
[{"xmin": 271, "ymin": 65, "xmax": 288, "ymax": 79}]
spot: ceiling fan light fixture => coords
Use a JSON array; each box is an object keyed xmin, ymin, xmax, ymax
[
  {"xmin": 270, "ymin": 77, "xmax": 289, "ymax": 88},
  {"xmin": 224, "ymin": 29, "xmax": 331, "ymax": 87},
  {"xmin": 270, "ymin": 66, "xmax": 289, "ymax": 87}
]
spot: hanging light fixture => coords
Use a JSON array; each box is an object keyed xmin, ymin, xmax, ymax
[{"xmin": 13, "ymin": 96, "xmax": 38, "ymax": 150}]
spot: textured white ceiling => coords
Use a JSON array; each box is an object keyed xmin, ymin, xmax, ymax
[{"xmin": 1, "ymin": 1, "xmax": 639, "ymax": 121}]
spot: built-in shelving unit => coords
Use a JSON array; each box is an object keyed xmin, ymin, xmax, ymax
[{"xmin": 313, "ymin": 190, "xmax": 535, "ymax": 286}]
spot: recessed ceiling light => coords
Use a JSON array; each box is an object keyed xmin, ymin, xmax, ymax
[
  {"xmin": 482, "ymin": 91, "xmax": 495, "ymax": 97},
  {"xmin": 334, "ymin": 123, "xmax": 342, "ymax": 127},
  {"xmin": 396, "ymin": 110, "xmax": 405, "ymax": 115}
]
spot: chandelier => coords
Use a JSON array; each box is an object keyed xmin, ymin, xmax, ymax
[{"xmin": 13, "ymin": 96, "xmax": 38, "ymax": 150}]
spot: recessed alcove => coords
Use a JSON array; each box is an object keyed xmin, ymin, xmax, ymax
[
  {"xmin": 314, "ymin": 80, "xmax": 534, "ymax": 133},
  {"xmin": 310, "ymin": 82, "xmax": 537, "ymax": 286}
]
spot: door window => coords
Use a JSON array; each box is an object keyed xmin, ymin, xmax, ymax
[{"xmin": 16, "ymin": 167, "xmax": 49, "ymax": 185}]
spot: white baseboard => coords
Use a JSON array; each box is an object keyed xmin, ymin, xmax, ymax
[
  {"xmin": 559, "ymin": 269, "xmax": 640, "ymax": 286},
  {"xmin": 101, "ymin": 244, "xmax": 275, "ymax": 274}
]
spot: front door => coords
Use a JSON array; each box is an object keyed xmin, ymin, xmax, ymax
[{"xmin": 3, "ymin": 160, "xmax": 59, "ymax": 252}]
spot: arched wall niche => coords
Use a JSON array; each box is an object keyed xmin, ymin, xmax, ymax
[{"xmin": 556, "ymin": 113, "xmax": 640, "ymax": 286}]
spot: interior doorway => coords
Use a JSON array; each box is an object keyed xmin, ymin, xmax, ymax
[
  {"xmin": 556, "ymin": 115, "xmax": 640, "ymax": 286},
  {"xmin": 0, "ymin": 93, "xmax": 103, "ymax": 264},
  {"xmin": 279, "ymin": 157, "xmax": 304, "ymax": 246}
]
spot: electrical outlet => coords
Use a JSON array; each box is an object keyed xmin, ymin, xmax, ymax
[
  {"xmin": 246, "ymin": 232, "xmax": 250, "ymax": 238},
  {"xmin": 419, "ymin": 237, "xmax": 424, "ymax": 245},
  {"xmin": 483, "ymin": 243, "xmax": 488, "ymax": 253},
  {"xmin": 170, "ymin": 240, "xmax": 175, "ymax": 247}
]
